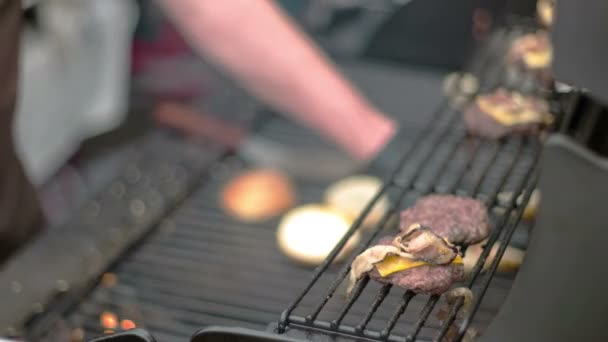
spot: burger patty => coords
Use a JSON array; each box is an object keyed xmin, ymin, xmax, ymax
[
  {"xmin": 400, "ymin": 195, "xmax": 490, "ymax": 245},
  {"xmin": 464, "ymin": 100, "xmax": 544, "ymax": 139},
  {"xmin": 368, "ymin": 236, "xmax": 464, "ymax": 294},
  {"xmin": 464, "ymin": 89, "xmax": 551, "ymax": 139},
  {"xmin": 369, "ymin": 264, "xmax": 464, "ymax": 295}
]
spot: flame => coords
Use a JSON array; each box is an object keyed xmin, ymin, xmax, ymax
[
  {"xmin": 121, "ymin": 319, "xmax": 137, "ymax": 330},
  {"xmin": 100, "ymin": 311, "xmax": 118, "ymax": 329}
]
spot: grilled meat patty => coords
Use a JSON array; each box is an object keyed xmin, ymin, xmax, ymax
[
  {"xmin": 368, "ymin": 237, "xmax": 464, "ymax": 294},
  {"xmin": 368, "ymin": 265, "xmax": 464, "ymax": 295},
  {"xmin": 400, "ymin": 195, "xmax": 490, "ymax": 245},
  {"xmin": 464, "ymin": 89, "xmax": 552, "ymax": 139}
]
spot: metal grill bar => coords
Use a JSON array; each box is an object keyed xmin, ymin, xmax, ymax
[
  {"xmin": 438, "ymin": 141, "xmax": 482, "ymax": 194},
  {"xmin": 356, "ymin": 284, "xmax": 390, "ymax": 333},
  {"xmin": 467, "ymin": 143, "xmax": 537, "ymax": 286},
  {"xmin": 332, "ymin": 278, "xmax": 370, "ymax": 328},
  {"xmin": 406, "ymin": 295, "xmax": 440, "ymax": 342},
  {"xmin": 467, "ymin": 143, "xmax": 502, "ymax": 196},
  {"xmin": 380, "ymin": 290, "xmax": 415, "ymax": 339}
]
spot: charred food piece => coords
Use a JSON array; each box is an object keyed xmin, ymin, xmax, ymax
[
  {"xmin": 400, "ymin": 195, "xmax": 490, "ymax": 245},
  {"xmin": 464, "ymin": 89, "xmax": 553, "ymax": 139},
  {"xmin": 348, "ymin": 227, "xmax": 463, "ymax": 295}
]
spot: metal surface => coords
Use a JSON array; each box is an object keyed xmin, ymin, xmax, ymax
[
  {"xmin": 0, "ymin": 132, "xmax": 224, "ymax": 336},
  {"xmin": 479, "ymin": 135, "xmax": 608, "ymax": 342},
  {"xmin": 556, "ymin": 91, "xmax": 608, "ymax": 157},
  {"xmin": 552, "ymin": 0, "xmax": 608, "ymax": 105}
]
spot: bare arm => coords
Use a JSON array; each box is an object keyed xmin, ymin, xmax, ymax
[{"xmin": 157, "ymin": 0, "xmax": 395, "ymax": 160}]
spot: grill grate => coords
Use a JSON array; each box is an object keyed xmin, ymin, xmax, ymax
[
  {"xmin": 275, "ymin": 28, "xmax": 551, "ymax": 342},
  {"xmin": 25, "ymin": 27, "xmax": 550, "ymax": 342}
]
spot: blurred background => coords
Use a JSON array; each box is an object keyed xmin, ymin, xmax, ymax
[{"xmin": 23, "ymin": 0, "xmax": 534, "ymax": 225}]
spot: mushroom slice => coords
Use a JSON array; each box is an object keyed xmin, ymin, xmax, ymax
[
  {"xmin": 394, "ymin": 225, "xmax": 458, "ymax": 265},
  {"xmin": 347, "ymin": 245, "xmax": 413, "ymax": 296}
]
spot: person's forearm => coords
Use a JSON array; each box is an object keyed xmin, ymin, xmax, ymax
[{"xmin": 158, "ymin": 0, "xmax": 394, "ymax": 159}]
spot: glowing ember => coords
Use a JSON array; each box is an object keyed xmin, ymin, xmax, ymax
[
  {"xmin": 100, "ymin": 311, "xmax": 118, "ymax": 329},
  {"xmin": 101, "ymin": 273, "xmax": 118, "ymax": 287},
  {"xmin": 121, "ymin": 319, "xmax": 137, "ymax": 330}
]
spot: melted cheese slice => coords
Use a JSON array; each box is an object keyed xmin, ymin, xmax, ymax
[
  {"xmin": 523, "ymin": 49, "xmax": 552, "ymax": 69},
  {"xmin": 477, "ymin": 97, "xmax": 552, "ymax": 127},
  {"xmin": 375, "ymin": 255, "xmax": 464, "ymax": 277}
]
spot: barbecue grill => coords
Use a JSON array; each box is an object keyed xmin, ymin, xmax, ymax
[{"xmin": 3, "ymin": 11, "xmax": 607, "ymax": 342}]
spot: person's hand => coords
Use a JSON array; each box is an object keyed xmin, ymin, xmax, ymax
[
  {"xmin": 337, "ymin": 107, "xmax": 410, "ymax": 176},
  {"xmin": 332, "ymin": 108, "xmax": 397, "ymax": 162}
]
